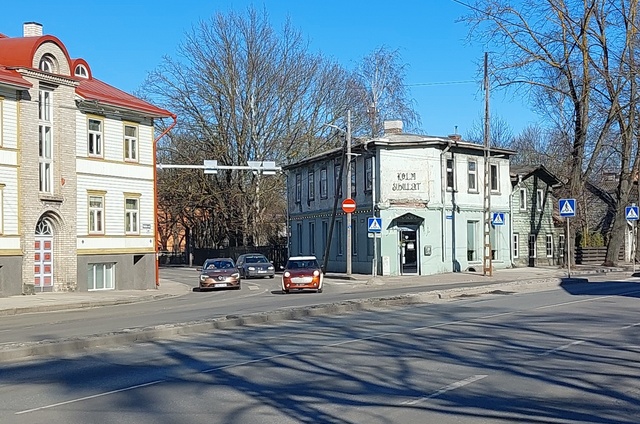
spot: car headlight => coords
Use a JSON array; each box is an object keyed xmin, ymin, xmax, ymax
[
  {"xmin": 248, "ymin": 266, "xmax": 256, "ymax": 271},
  {"xmin": 313, "ymin": 270, "xmax": 320, "ymax": 277},
  {"xmin": 231, "ymin": 273, "xmax": 240, "ymax": 278},
  {"xmin": 200, "ymin": 275, "xmax": 207, "ymax": 281},
  {"xmin": 268, "ymin": 266, "xmax": 274, "ymax": 270},
  {"xmin": 284, "ymin": 271, "xmax": 290, "ymax": 277}
]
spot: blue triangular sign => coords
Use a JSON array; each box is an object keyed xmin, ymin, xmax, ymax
[{"xmin": 560, "ymin": 201, "xmax": 574, "ymax": 215}]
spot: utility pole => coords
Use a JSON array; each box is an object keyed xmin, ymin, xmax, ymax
[
  {"xmin": 372, "ymin": 155, "xmax": 378, "ymax": 277},
  {"xmin": 346, "ymin": 110, "xmax": 352, "ymax": 276},
  {"xmin": 483, "ymin": 52, "xmax": 493, "ymax": 277}
]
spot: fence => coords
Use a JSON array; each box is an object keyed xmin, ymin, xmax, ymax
[
  {"xmin": 574, "ymin": 246, "xmax": 624, "ymax": 264},
  {"xmin": 160, "ymin": 245, "xmax": 289, "ymax": 271}
]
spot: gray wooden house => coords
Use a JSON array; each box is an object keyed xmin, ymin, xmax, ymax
[{"xmin": 510, "ymin": 165, "xmax": 563, "ymax": 267}]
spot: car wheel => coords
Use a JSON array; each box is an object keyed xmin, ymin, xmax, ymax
[
  {"xmin": 269, "ymin": 275, "xmax": 274, "ymax": 279},
  {"xmin": 282, "ymin": 289, "xmax": 289, "ymax": 294},
  {"xmin": 235, "ymin": 285, "xmax": 241, "ymax": 290},
  {"xmin": 317, "ymin": 288, "xmax": 323, "ymax": 293}
]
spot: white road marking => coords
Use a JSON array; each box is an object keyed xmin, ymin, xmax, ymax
[
  {"xmin": 538, "ymin": 340, "xmax": 585, "ymax": 356},
  {"xmin": 15, "ymin": 380, "xmax": 166, "ymax": 415},
  {"xmin": 401, "ymin": 375, "xmax": 488, "ymax": 405}
]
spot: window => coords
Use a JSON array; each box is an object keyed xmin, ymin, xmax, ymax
[
  {"xmin": 351, "ymin": 161, "xmax": 356, "ymax": 196},
  {"xmin": 75, "ymin": 64, "xmax": 88, "ymax": 78},
  {"xmin": 519, "ymin": 188, "xmax": 527, "ymax": 210},
  {"xmin": 297, "ymin": 223, "xmax": 303, "ymax": 255},
  {"xmin": 320, "ymin": 168, "xmax": 328, "ymax": 199},
  {"xmin": 529, "ymin": 234, "xmax": 537, "ymax": 258},
  {"xmin": 537, "ymin": 189, "xmax": 544, "ymax": 212},
  {"xmin": 124, "ymin": 125, "xmax": 138, "ymax": 161},
  {"xmin": 467, "ymin": 160, "xmax": 477, "ymax": 192},
  {"xmin": 336, "ymin": 218, "xmax": 343, "ymax": 255},
  {"xmin": 88, "ymin": 118, "xmax": 103, "ymax": 157},
  {"xmin": 490, "ymin": 163, "xmax": 499, "ymax": 192},
  {"xmin": 39, "ymin": 56, "xmax": 54, "ymax": 73},
  {"xmin": 38, "ymin": 88, "xmax": 53, "ymax": 194},
  {"xmin": 558, "ymin": 234, "xmax": 566, "ymax": 261},
  {"xmin": 125, "ymin": 197, "xmax": 139, "ymax": 234},
  {"xmin": 446, "ymin": 158, "xmax": 455, "ymax": 190},
  {"xmin": 89, "ymin": 194, "xmax": 105, "ymax": 234},
  {"xmin": 334, "ymin": 162, "xmax": 343, "ymax": 197},
  {"xmin": 365, "ymin": 157, "xmax": 373, "ymax": 192},
  {"xmin": 352, "ymin": 218, "xmax": 358, "ymax": 256},
  {"xmin": 546, "ymin": 234, "xmax": 553, "ymax": 257},
  {"xmin": 308, "ymin": 170, "xmax": 315, "ymax": 201},
  {"xmin": 295, "ymin": 173, "xmax": 301, "ymax": 203},
  {"xmin": 490, "ymin": 226, "xmax": 499, "ymax": 260},
  {"xmin": 88, "ymin": 263, "xmax": 115, "ymax": 290},
  {"xmin": 0, "ymin": 98, "xmax": 4, "ymax": 147},
  {"xmin": 322, "ymin": 221, "xmax": 328, "ymax": 254},
  {"xmin": 0, "ymin": 184, "xmax": 4, "ymax": 234},
  {"xmin": 467, "ymin": 220, "xmax": 478, "ymax": 261},
  {"xmin": 513, "ymin": 233, "xmax": 519, "ymax": 258},
  {"xmin": 309, "ymin": 222, "xmax": 315, "ymax": 254}
]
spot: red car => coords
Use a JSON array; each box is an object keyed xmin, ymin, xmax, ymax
[
  {"xmin": 198, "ymin": 258, "xmax": 241, "ymax": 290},
  {"xmin": 281, "ymin": 256, "xmax": 324, "ymax": 294}
]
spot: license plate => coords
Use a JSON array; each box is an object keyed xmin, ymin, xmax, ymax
[
  {"xmin": 258, "ymin": 270, "xmax": 267, "ymax": 273},
  {"xmin": 214, "ymin": 283, "xmax": 227, "ymax": 288}
]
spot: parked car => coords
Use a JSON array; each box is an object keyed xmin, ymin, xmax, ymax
[
  {"xmin": 281, "ymin": 256, "xmax": 324, "ymax": 294},
  {"xmin": 236, "ymin": 253, "xmax": 276, "ymax": 279},
  {"xmin": 198, "ymin": 258, "xmax": 241, "ymax": 290}
]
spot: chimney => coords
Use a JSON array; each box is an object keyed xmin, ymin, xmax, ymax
[
  {"xmin": 383, "ymin": 120, "xmax": 403, "ymax": 135},
  {"xmin": 23, "ymin": 22, "xmax": 43, "ymax": 37}
]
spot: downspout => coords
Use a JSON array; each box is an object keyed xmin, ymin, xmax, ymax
[
  {"xmin": 153, "ymin": 114, "xmax": 178, "ymax": 288},
  {"xmin": 440, "ymin": 142, "xmax": 452, "ymax": 263}
]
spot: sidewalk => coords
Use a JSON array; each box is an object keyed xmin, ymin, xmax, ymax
[{"xmin": 0, "ymin": 265, "xmax": 629, "ymax": 317}]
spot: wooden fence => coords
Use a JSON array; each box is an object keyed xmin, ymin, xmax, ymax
[{"xmin": 574, "ymin": 246, "xmax": 624, "ymax": 264}]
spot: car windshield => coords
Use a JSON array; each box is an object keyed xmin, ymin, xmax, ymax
[
  {"xmin": 204, "ymin": 260, "xmax": 234, "ymax": 270},
  {"xmin": 246, "ymin": 256, "xmax": 268, "ymax": 263},
  {"xmin": 287, "ymin": 259, "xmax": 319, "ymax": 269}
]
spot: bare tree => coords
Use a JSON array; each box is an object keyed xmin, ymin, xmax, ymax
[
  {"xmin": 462, "ymin": 0, "xmax": 640, "ymax": 265},
  {"xmin": 350, "ymin": 46, "xmax": 422, "ymax": 137},
  {"xmin": 465, "ymin": 114, "xmax": 514, "ymax": 148},
  {"xmin": 145, "ymin": 7, "xmax": 352, "ymax": 248}
]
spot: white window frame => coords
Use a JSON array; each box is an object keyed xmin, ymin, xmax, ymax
[
  {"xmin": 513, "ymin": 233, "xmax": 519, "ymax": 258},
  {"xmin": 0, "ymin": 97, "xmax": 4, "ymax": 147},
  {"xmin": 529, "ymin": 234, "xmax": 537, "ymax": 259},
  {"xmin": 124, "ymin": 124, "xmax": 138, "ymax": 162},
  {"xmin": 38, "ymin": 88, "xmax": 53, "ymax": 194},
  {"xmin": 537, "ymin": 189, "xmax": 544, "ymax": 212},
  {"xmin": 320, "ymin": 168, "xmax": 328, "ymax": 199},
  {"xmin": 446, "ymin": 158, "xmax": 455, "ymax": 190},
  {"xmin": 467, "ymin": 220, "xmax": 479, "ymax": 261},
  {"xmin": 89, "ymin": 194, "xmax": 105, "ymax": 234},
  {"xmin": 295, "ymin": 173, "xmax": 301, "ymax": 203},
  {"xmin": 519, "ymin": 188, "xmax": 527, "ymax": 210},
  {"xmin": 125, "ymin": 197, "xmax": 139, "ymax": 234},
  {"xmin": 75, "ymin": 64, "xmax": 88, "ymax": 78},
  {"xmin": 467, "ymin": 160, "xmax": 477, "ymax": 192},
  {"xmin": 88, "ymin": 263, "xmax": 115, "ymax": 291},
  {"xmin": 308, "ymin": 170, "xmax": 315, "ymax": 201},
  {"xmin": 88, "ymin": 118, "xmax": 103, "ymax": 157},
  {"xmin": 546, "ymin": 234, "xmax": 554, "ymax": 257},
  {"xmin": 0, "ymin": 184, "xmax": 4, "ymax": 235},
  {"xmin": 39, "ymin": 56, "xmax": 54, "ymax": 73},
  {"xmin": 490, "ymin": 163, "xmax": 499, "ymax": 192},
  {"xmin": 490, "ymin": 225, "xmax": 499, "ymax": 260},
  {"xmin": 558, "ymin": 234, "xmax": 566, "ymax": 261}
]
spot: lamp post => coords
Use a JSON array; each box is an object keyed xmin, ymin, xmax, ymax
[{"xmin": 323, "ymin": 111, "xmax": 353, "ymax": 276}]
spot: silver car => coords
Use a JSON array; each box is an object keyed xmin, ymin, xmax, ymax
[{"xmin": 236, "ymin": 253, "xmax": 275, "ymax": 279}]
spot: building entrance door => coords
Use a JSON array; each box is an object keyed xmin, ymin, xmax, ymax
[
  {"xmin": 34, "ymin": 218, "xmax": 53, "ymax": 292},
  {"xmin": 400, "ymin": 229, "xmax": 418, "ymax": 275}
]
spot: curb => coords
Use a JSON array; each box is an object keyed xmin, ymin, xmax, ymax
[{"xmin": 0, "ymin": 275, "xmax": 583, "ymax": 363}]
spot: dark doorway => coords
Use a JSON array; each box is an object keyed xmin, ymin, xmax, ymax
[{"xmin": 400, "ymin": 229, "xmax": 418, "ymax": 275}]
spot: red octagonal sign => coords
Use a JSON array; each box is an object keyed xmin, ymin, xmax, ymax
[{"xmin": 342, "ymin": 198, "xmax": 356, "ymax": 213}]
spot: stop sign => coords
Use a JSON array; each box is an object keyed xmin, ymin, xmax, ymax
[{"xmin": 342, "ymin": 198, "xmax": 356, "ymax": 213}]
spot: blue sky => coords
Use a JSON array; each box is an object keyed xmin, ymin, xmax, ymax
[{"xmin": 1, "ymin": 0, "xmax": 540, "ymax": 138}]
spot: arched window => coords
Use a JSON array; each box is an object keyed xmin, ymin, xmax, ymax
[
  {"xmin": 74, "ymin": 64, "xmax": 88, "ymax": 78},
  {"xmin": 39, "ymin": 56, "xmax": 54, "ymax": 73},
  {"xmin": 35, "ymin": 217, "xmax": 52, "ymax": 235}
]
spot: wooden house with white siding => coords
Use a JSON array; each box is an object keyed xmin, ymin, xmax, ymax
[{"xmin": 0, "ymin": 22, "xmax": 175, "ymax": 296}]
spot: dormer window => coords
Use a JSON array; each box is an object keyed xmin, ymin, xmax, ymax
[
  {"xmin": 39, "ymin": 55, "xmax": 54, "ymax": 73},
  {"xmin": 74, "ymin": 64, "xmax": 88, "ymax": 78}
]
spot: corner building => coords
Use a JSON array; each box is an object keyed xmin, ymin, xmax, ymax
[
  {"xmin": 0, "ymin": 23, "xmax": 174, "ymax": 296},
  {"xmin": 284, "ymin": 121, "xmax": 516, "ymax": 276}
]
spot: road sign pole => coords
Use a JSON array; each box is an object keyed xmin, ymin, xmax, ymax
[
  {"xmin": 566, "ymin": 217, "xmax": 571, "ymax": 278},
  {"xmin": 634, "ymin": 221, "xmax": 637, "ymax": 275}
]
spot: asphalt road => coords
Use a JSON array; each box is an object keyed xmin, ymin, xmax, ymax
[{"xmin": 1, "ymin": 278, "xmax": 639, "ymax": 423}]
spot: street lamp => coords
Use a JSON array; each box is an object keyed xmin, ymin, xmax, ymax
[{"xmin": 323, "ymin": 111, "xmax": 353, "ymax": 276}]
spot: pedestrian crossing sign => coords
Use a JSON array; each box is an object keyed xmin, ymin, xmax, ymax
[
  {"xmin": 626, "ymin": 205, "xmax": 639, "ymax": 221},
  {"xmin": 368, "ymin": 217, "xmax": 382, "ymax": 233},
  {"xmin": 559, "ymin": 198, "xmax": 576, "ymax": 217},
  {"xmin": 491, "ymin": 212, "xmax": 505, "ymax": 226}
]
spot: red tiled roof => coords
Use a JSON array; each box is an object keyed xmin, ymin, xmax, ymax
[
  {"xmin": 0, "ymin": 66, "xmax": 31, "ymax": 88},
  {"xmin": 76, "ymin": 77, "xmax": 172, "ymax": 118},
  {"xmin": 0, "ymin": 33, "xmax": 173, "ymax": 118}
]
